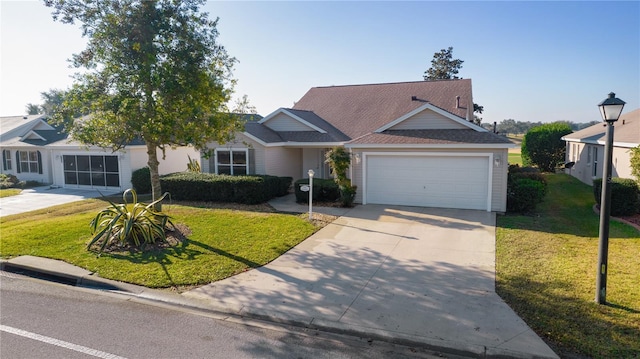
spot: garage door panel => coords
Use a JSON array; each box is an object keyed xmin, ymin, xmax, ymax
[{"xmin": 366, "ymin": 155, "xmax": 489, "ymax": 210}]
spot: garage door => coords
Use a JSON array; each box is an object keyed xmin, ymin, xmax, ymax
[{"xmin": 365, "ymin": 154, "xmax": 490, "ymax": 210}]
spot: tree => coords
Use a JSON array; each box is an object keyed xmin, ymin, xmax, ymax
[
  {"xmin": 423, "ymin": 47, "xmax": 483, "ymax": 123},
  {"xmin": 45, "ymin": 0, "xmax": 241, "ymax": 209},
  {"xmin": 39, "ymin": 89, "xmax": 66, "ymax": 115},
  {"xmin": 26, "ymin": 103, "xmax": 42, "ymax": 115},
  {"xmin": 423, "ymin": 47, "xmax": 464, "ymax": 80},
  {"xmin": 521, "ymin": 122, "xmax": 573, "ymax": 172},
  {"xmin": 630, "ymin": 145, "xmax": 640, "ymax": 181}
]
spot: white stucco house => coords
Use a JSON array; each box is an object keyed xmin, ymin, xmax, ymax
[
  {"xmin": 0, "ymin": 114, "xmax": 199, "ymax": 191},
  {"xmin": 562, "ymin": 108, "xmax": 640, "ymax": 185},
  {"xmin": 203, "ymin": 79, "xmax": 514, "ymax": 212}
]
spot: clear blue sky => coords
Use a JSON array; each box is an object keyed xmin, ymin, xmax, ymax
[{"xmin": 1, "ymin": 1, "xmax": 638, "ymax": 124}]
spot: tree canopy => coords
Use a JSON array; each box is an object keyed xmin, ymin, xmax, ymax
[
  {"xmin": 423, "ymin": 47, "xmax": 464, "ymax": 81},
  {"xmin": 45, "ymin": 0, "xmax": 243, "ymax": 207}
]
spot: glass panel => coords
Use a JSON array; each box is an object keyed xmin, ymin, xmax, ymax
[
  {"xmin": 77, "ymin": 156, "xmax": 90, "ymax": 171},
  {"xmin": 78, "ymin": 172, "xmax": 91, "ymax": 185},
  {"xmin": 20, "ymin": 162, "xmax": 29, "ymax": 172},
  {"xmin": 232, "ymin": 151, "xmax": 247, "ymax": 164},
  {"xmin": 29, "ymin": 163, "xmax": 38, "ymax": 173},
  {"xmin": 91, "ymin": 156, "xmax": 104, "ymax": 171},
  {"xmin": 218, "ymin": 165, "xmax": 231, "ymax": 175},
  {"xmin": 64, "ymin": 172, "xmax": 78, "ymax": 185},
  {"xmin": 217, "ymin": 151, "xmax": 230, "ymax": 165},
  {"xmin": 106, "ymin": 173, "xmax": 120, "ymax": 187},
  {"xmin": 64, "ymin": 156, "xmax": 76, "ymax": 170},
  {"xmin": 104, "ymin": 156, "xmax": 119, "ymax": 172},
  {"xmin": 28, "ymin": 151, "xmax": 38, "ymax": 161},
  {"xmin": 233, "ymin": 166, "xmax": 247, "ymax": 175},
  {"xmin": 92, "ymin": 173, "xmax": 105, "ymax": 186}
]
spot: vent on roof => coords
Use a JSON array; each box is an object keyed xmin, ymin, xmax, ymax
[
  {"xmin": 456, "ymin": 96, "xmax": 461, "ymax": 108},
  {"xmin": 411, "ymin": 96, "xmax": 418, "ymax": 101},
  {"xmin": 23, "ymin": 116, "xmax": 28, "ymax": 119}
]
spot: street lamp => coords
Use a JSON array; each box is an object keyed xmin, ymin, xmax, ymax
[
  {"xmin": 595, "ymin": 92, "xmax": 625, "ymax": 304},
  {"xmin": 308, "ymin": 169, "xmax": 315, "ymax": 221}
]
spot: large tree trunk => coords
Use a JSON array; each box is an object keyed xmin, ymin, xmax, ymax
[{"xmin": 146, "ymin": 143, "xmax": 162, "ymax": 211}]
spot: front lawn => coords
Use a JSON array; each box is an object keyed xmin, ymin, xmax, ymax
[
  {"xmin": 0, "ymin": 199, "xmax": 320, "ymax": 289},
  {"xmin": 496, "ymin": 174, "xmax": 639, "ymax": 358},
  {"xmin": 0, "ymin": 188, "xmax": 21, "ymax": 198}
]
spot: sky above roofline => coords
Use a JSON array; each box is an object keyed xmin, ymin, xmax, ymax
[{"xmin": 1, "ymin": 1, "xmax": 638, "ymax": 125}]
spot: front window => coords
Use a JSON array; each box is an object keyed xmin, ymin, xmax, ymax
[
  {"xmin": 18, "ymin": 150, "xmax": 39, "ymax": 173},
  {"xmin": 63, "ymin": 155, "xmax": 120, "ymax": 187},
  {"xmin": 592, "ymin": 147, "xmax": 598, "ymax": 177},
  {"xmin": 215, "ymin": 149, "xmax": 248, "ymax": 175},
  {"xmin": 3, "ymin": 150, "xmax": 11, "ymax": 170}
]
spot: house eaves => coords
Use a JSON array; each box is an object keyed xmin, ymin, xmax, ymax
[
  {"xmin": 375, "ymin": 102, "xmax": 486, "ymax": 133},
  {"xmin": 243, "ymin": 131, "xmax": 346, "ymax": 148},
  {"xmin": 345, "ymin": 143, "xmax": 515, "ymax": 149}
]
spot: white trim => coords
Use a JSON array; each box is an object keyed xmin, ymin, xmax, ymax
[
  {"xmin": 258, "ymin": 108, "xmax": 327, "ymax": 134},
  {"xmin": 362, "ymin": 151, "xmax": 493, "ymax": 212},
  {"xmin": 21, "ymin": 130, "xmax": 47, "ymax": 141},
  {"xmin": 347, "ymin": 143, "xmax": 514, "ymax": 149},
  {"xmin": 374, "ymin": 103, "xmax": 487, "ymax": 133},
  {"xmin": 242, "ymin": 131, "xmax": 346, "ymax": 148}
]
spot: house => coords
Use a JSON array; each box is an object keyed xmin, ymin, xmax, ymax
[
  {"xmin": 562, "ymin": 108, "xmax": 640, "ymax": 185},
  {"xmin": 0, "ymin": 114, "xmax": 198, "ymax": 191},
  {"xmin": 203, "ymin": 80, "xmax": 514, "ymax": 212}
]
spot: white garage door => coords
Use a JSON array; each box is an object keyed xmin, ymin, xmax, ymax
[{"xmin": 365, "ymin": 154, "xmax": 490, "ymax": 210}]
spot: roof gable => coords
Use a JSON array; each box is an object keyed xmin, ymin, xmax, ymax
[
  {"xmin": 259, "ymin": 108, "xmax": 326, "ymax": 133},
  {"xmin": 563, "ymin": 108, "xmax": 640, "ymax": 148},
  {"xmin": 292, "ymin": 80, "xmax": 474, "ymax": 139},
  {"xmin": 377, "ymin": 103, "xmax": 486, "ymax": 132}
]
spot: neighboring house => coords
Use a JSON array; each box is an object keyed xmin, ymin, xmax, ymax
[
  {"xmin": 203, "ymin": 80, "xmax": 514, "ymax": 212},
  {"xmin": 0, "ymin": 114, "xmax": 198, "ymax": 191},
  {"xmin": 562, "ymin": 108, "xmax": 640, "ymax": 185}
]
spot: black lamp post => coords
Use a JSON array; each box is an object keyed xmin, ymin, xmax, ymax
[{"xmin": 595, "ymin": 92, "xmax": 625, "ymax": 304}]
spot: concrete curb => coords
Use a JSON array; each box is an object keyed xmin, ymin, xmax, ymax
[{"xmin": 1, "ymin": 255, "xmax": 558, "ymax": 359}]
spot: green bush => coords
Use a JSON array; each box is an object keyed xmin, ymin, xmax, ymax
[
  {"xmin": 160, "ymin": 172, "xmax": 290, "ymax": 204},
  {"xmin": 294, "ymin": 178, "xmax": 340, "ymax": 203},
  {"xmin": 593, "ymin": 178, "xmax": 640, "ymax": 216},
  {"xmin": 507, "ymin": 178, "xmax": 546, "ymax": 213},
  {"xmin": 131, "ymin": 167, "xmax": 152, "ymax": 194},
  {"xmin": 521, "ymin": 122, "xmax": 573, "ymax": 172},
  {"xmin": 0, "ymin": 174, "xmax": 20, "ymax": 189}
]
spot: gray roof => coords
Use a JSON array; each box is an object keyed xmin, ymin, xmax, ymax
[
  {"xmin": 350, "ymin": 130, "xmax": 513, "ymax": 145},
  {"xmin": 563, "ymin": 108, "xmax": 640, "ymax": 147}
]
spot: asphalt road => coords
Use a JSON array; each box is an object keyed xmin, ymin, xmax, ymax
[{"xmin": 0, "ymin": 271, "xmax": 460, "ymax": 359}]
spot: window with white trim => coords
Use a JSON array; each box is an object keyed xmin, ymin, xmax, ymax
[
  {"xmin": 17, "ymin": 150, "xmax": 40, "ymax": 173},
  {"xmin": 214, "ymin": 149, "xmax": 248, "ymax": 175},
  {"xmin": 2, "ymin": 150, "xmax": 11, "ymax": 170}
]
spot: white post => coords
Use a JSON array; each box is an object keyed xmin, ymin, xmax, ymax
[{"xmin": 308, "ymin": 169, "xmax": 314, "ymax": 220}]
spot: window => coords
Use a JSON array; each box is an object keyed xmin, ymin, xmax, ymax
[
  {"xmin": 2, "ymin": 150, "xmax": 11, "ymax": 170},
  {"xmin": 592, "ymin": 147, "xmax": 598, "ymax": 177},
  {"xmin": 17, "ymin": 150, "xmax": 41, "ymax": 174},
  {"xmin": 215, "ymin": 149, "xmax": 248, "ymax": 175},
  {"xmin": 63, "ymin": 155, "xmax": 119, "ymax": 187}
]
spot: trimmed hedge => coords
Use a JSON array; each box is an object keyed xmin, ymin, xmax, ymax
[
  {"xmin": 593, "ymin": 178, "xmax": 640, "ymax": 216},
  {"xmin": 293, "ymin": 178, "xmax": 340, "ymax": 203},
  {"xmin": 507, "ymin": 165, "xmax": 547, "ymax": 213},
  {"xmin": 131, "ymin": 167, "xmax": 152, "ymax": 194},
  {"xmin": 159, "ymin": 172, "xmax": 291, "ymax": 204}
]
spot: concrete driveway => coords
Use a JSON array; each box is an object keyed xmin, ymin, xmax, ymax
[
  {"xmin": 185, "ymin": 204, "xmax": 558, "ymax": 358},
  {"xmin": 0, "ymin": 186, "xmax": 120, "ymax": 217}
]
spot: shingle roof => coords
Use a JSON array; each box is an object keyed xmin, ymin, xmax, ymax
[
  {"xmin": 291, "ymin": 80, "xmax": 473, "ymax": 139},
  {"xmin": 563, "ymin": 108, "xmax": 640, "ymax": 147},
  {"xmin": 349, "ymin": 129, "xmax": 513, "ymax": 145}
]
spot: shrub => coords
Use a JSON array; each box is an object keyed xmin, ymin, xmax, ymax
[
  {"xmin": 507, "ymin": 178, "xmax": 546, "ymax": 213},
  {"xmin": 160, "ymin": 172, "xmax": 290, "ymax": 204},
  {"xmin": 325, "ymin": 146, "xmax": 357, "ymax": 207},
  {"xmin": 131, "ymin": 167, "xmax": 151, "ymax": 194},
  {"xmin": 0, "ymin": 174, "xmax": 19, "ymax": 189},
  {"xmin": 294, "ymin": 178, "xmax": 340, "ymax": 203},
  {"xmin": 521, "ymin": 122, "xmax": 573, "ymax": 172},
  {"xmin": 593, "ymin": 178, "xmax": 640, "ymax": 216},
  {"xmin": 88, "ymin": 189, "xmax": 173, "ymax": 254}
]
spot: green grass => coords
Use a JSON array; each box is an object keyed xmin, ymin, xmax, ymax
[
  {"xmin": 507, "ymin": 152, "xmax": 523, "ymax": 166},
  {"xmin": 0, "ymin": 188, "xmax": 21, "ymax": 198},
  {"xmin": 496, "ymin": 174, "xmax": 640, "ymax": 358},
  {"xmin": 0, "ymin": 199, "xmax": 318, "ymax": 289}
]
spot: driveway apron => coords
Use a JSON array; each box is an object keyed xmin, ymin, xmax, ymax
[{"xmin": 185, "ymin": 205, "xmax": 558, "ymax": 358}]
